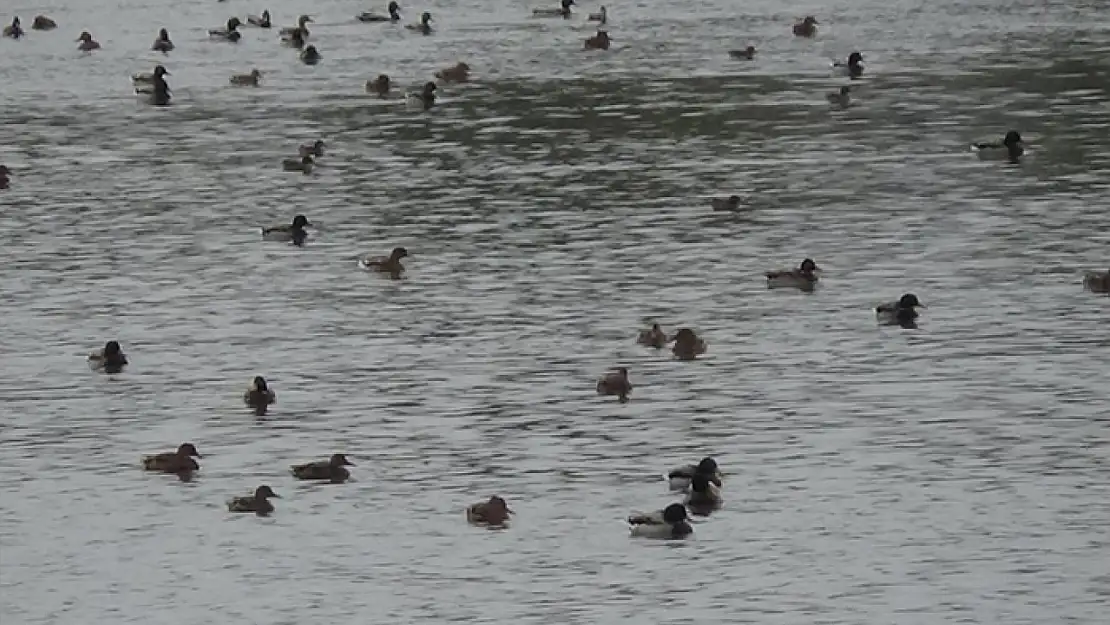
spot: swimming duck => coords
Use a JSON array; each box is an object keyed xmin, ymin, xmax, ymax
[
  {"xmin": 0, "ymin": 165, "xmax": 9, "ymax": 190},
  {"xmin": 359, "ymin": 1, "xmax": 401, "ymax": 22},
  {"xmin": 152, "ymin": 28, "xmax": 173, "ymax": 52},
  {"xmin": 834, "ymin": 52, "xmax": 863, "ymax": 78},
  {"xmin": 291, "ymin": 453, "xmax": 354, "ymax": 483},
  {"xmin": 300, "ymin": 45, "xmax": 321, "ymax": 65},
  {"xmin": 148, "ymin": 66, "xmax": 172, "ymax": 105},
  {"xmin": 533, "ymin": 0, "xmax": 574, "ymax": 18},
  {"xmin": 637, "ymin": 323, "xmax": 667, "ymax": 348},
  {"xmin": 244, "ymin": 376, "xmax": 276, "ymax": 413},
  {"xmin": 262, "ymin": 214, "xmax": 312, "ymax": 246},
  {"xmin": 230, "ymin": 69, "xmax": 262, "ymax": 86},
  {"xmin": 685, "ymin": 473, "xmax": 723, "ymax": 512},
  {"xmin": 766, "ymin": 258, "xmax": 820, "ymax": 290},
  {"xmin": 227, "ymin": 485, "xmax": 280, "ymax": 514},
  {"xmin": 672, "ymin": 328, "xmax": 707, "ymax": 360},
  {"xmin": 209, "ymin": 17, "xmax": 242, "ymax": 42},
  {"xmin": 359, "ymin": 246, "xmax": 409, "ymax": 278},
  {"xmin": 711, "ymin": 195, "xmax": 742, "ymax": 211},
  {"xmin": 3, "ymin": 17, "xmax": 23, "ymax": 39},
  {"xmin": 628, "ymin": 503, "xmax": 693, "ymax": 539},
  {"xmin": 876, "ymin": 293, "xmax": 924, "ymax": 326},
  {"xmin": 667, "ymin": 456, "xmax": 723, "ymax": 492},
  {"xmin": 366, "ymin": 74, "xmax": 392, "ymax": 97},
  {"xmin": 299, "ymin": 140, "xmax": 325, "ymax": 157},
  {"xmin": 282, "ymin": 155, "xmax": 314, "ymax": 173},
  {"xmin": 827, "ymin": 85, "xmax": 851, "ymax": 108},
  {"xmin": 972, "ymin": 130, "xmax": 1024, "ymax": 163},
  {"xmin": 793, "ymin": 16, "xmax": 818, "ymax": 37},
  {"xmin": 435, "ymin": 62, "xmax": 470, "ymax": 83},
  {"xmin": 31, "ymin": 16, "xmax": 57, "ymax": 31},
  {"xmin": 466, "ymin": 496, "xmax": 513, "ymax": 528},
  {"xmin": 405, "ymin": 11, "xmax": 432, "ymax": 34},
  {"xmin": 280, "ymin": 14, "xmax": 313, "ymax": 40},
  {"xmin": 728, "ymin": 45, "xmax": 756, "ymax": 60},
  {"xmin": 77, "ymin": 31, "xmax": 101, "ymax": 51},
  {"xmin": 406, "ymin": 81, "xmax": 437, "ymax": 110},
  {"xmin": 132, "ymin": 65, "xmax": 171, "ymax": 95},
  {"xmin": 596, "ymin": 366, "xmax": 631, "ymax": 403},
  {"xmin": 283, "ymin": 28, "xmax": 306, "ymax": 48},
  {"xmin": 1083, "ymin": 269, "xmax": 1109, "ymax": 294},
  {"xmin": 247, "ymin": 10, "xmax": 272, "ymax": 28},
  {"xmin": 584, "ymin": 30, "xmax": 611, "ymax": 50},
  {"xmin": 588, "ymin": 5, "xmax": 607, "ymax": 23},
  {"xmin": 142, "ymin": 443, "xmax": 201, "ymax": 474},
  {"xmin": 89, "ymin": 340, "xmax": 128, "ymax": 373}
]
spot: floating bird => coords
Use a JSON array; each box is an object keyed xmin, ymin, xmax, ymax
[
  {"xmin": 711, "ymin": 194, "xmax": 742, "ymax": 211},
  {"xmin": 435, "ymin": 62, "xmax": 470, "ymax": 83},
  {"xmin": 247, "ymin": 10, "xmax": 272, "ymax": 28},
  {"xmin": 262, "ymin": 214, "xmax": 312, "ymax": 245},
  {"xmin": 672, "ymin": 328, "xmax": 706, "ymax": 360},
  {"xmin": 876, "ymin": 293, "xmax": 924, "ymax": 327},
  {"xmin": 77, "ymin": 31, "xmax": 101, "ymax": 51},
  {"xmin": 728, "ymin": 45, "xmax": 756, "ymax": 60},
  {"xmin": 366, "ymin": 74, "xmax": 392, "ymax": 97},
  {"xmin": 244, "ymin": 376, "xmax": 276, "ymax": 414},
  {"xmin": 628, "ymin": 503, "xmax": 693, "ymax": 539},
  {"xmin": 596, "ymin": 367, "xmax": 631, "ymax": 402},
  {"xmin": 291, "ymin": 454, "xmax": 354, "ymax": 483},
  {"xmin": 793, "ymin": 16, "xmax": 818, "ymax": 37},
  {"xmin": 534, "ymin": 0, "xmax": 574, "ymax": 18},
  {"xmin": 227, "ymin": 485, "xmax": 280, "ymax": 514},
  {"xmin": 32, "ymin": 16, "xmax": 57, "ymax": 31},
  {"xmin": 152, "ymin": 28, "xmax": 173, "ymax": 52},
  {"xmin": 88, "ymin": 340, "xmax": 128, "ymax": 373},
  {"xmin": 827, "ymin": 85, "xmax": 851, "ymax": 108},
  {"xmin": 359, "ymin": 1, "xmax": 401, "ymax": 22},
  {"xmin": 766, "ymin": 258, "xmax": 820, "ymax": 290},
  {"xmin": 1083, "ymin": 269, "xmax": 1110, "ymax": 293},
  {"xmin": 142, "ymin": 443, "xmax": 201, "ymax": 474},
  {"xmin": 3, "ymin": 17, "xmax": 23, "ymax": 39},
  {"xmin": 359, "ymin": 246, "xmax": 409, "ymax": 278},
  {"xmin": 405, "ymin": 11, "xmax": 432, "ymax": 34},
  {"xmin": 230, "ymin": 69, "xmax": 262, "ymax": 86},
  {"xmin": 584, "ymin": 30, "xmax": 611, "ymax": 50},
  {"xmin": 972, "ymin": 130, "xmax": 1024, "ymax": 163},
  {"xmin": 833, "ymin": 51, "xmax": 863, "ymax": 78},
  {"xmin": 467, "ymin": 496, "xmax": 513, "ymax": 528},
  {"xmin": 209, "ymin": 17, "xmax": 242, "ymax": 42},
  {"xmin": 667, "ymin": 456, "xmax": 723, "ymax": 492},
  {"xmin": 637, "ymin": 323, "xmax": 667, "ymax": 348}
]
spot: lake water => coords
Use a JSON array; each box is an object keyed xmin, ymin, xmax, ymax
[{"xmin": 1, "ymin": 0, "xmax": 1108, "ymax": 623}]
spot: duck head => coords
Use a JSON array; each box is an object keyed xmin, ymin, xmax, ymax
[
  {"xmin": 661, "ymin": 503, "xmax": 688, "ymax": 524},
  {"xmin": 77, "ymin": 31, "xmax": 94, "ymax": 42},
  {"xmin": 250, "ymin": 69, "xmax": 262, "ymax": 80},
  {"xmin": 839, "ymin": 86, "xmax": 851, "ymax": 95},
  {"xmin": 262, "ymin": 10, "xmax": 271, "ymax": 20},
  {"xmin": 153, "ymin": 65, "xmax": 170, "ymax": 78},
  {"xmin": 691, "ymin": 473, "xmax": 716, "ymax": 494},
  {"xmin": 422, "ymin": 81, "xmax": 437, "ymax": 97},
  {"xmin": 1003, "ymin": 130, "xmax": 1022, "ymax": 147},
  {"xmin": 804, "ymin": 16, "xmax": 818, "ymax": 25},
  {"xmin": 329, "ymin": 453, "xmax": 355, "ymax": 467},
  {"xmin": 800, "ymin": 258, "xmax": 818, "ymax": 273},
  {"xmin": 292, "ymin": 214, "xmax": 311, "ymax": 228},
  {"xmin": 298, "ymin": 15, "xmax": 313, "ymax": 27},
  {"xmin": 561, "ymin": 0, "xmax": 575, "ymax": 9},
  {"xmin": 743, "ymin": 45, "xmax": 755, "ymax": 58},
  {"xmin": 255, "ymin": 485, "xmax": 280, "ymax": 499},
  {"xmin": 696, "ymin": 456, "xmax": 718, "ymax": 475},
  {"xmin": 251, "ymin": 376, "xmax": 268, "ymax": 391},
  {"xmin": 104, "ymin": 340, "xmax": 123, "ymax": 355},
  {"xmin": 390, "ymin": 246, "xmax": 410, "ymax": 260},
  {"xmin": 177, "ymin": 443, "xmax": 202, "ymax": 458},
  {"xmin": 388, "ymin": 1, "xmax": 401, "ymax": 17},
  {"xmin": 303, "ymin": 44, "xmax": 319, "ymax": 57},
  {"xmin": 848, "ymin": 51, "xmax": 863, "ymax": 66},
  {"xmin": 158, "ymin": 28, "xmax": 170, "ymax": 41},
  {"xmin": 372, "ymin": 74, "xmax": 391, "ymax": 93},
  {"xmin": 228, "ymin": 17, "xmax": 242, "ymax": 30},
  {"xmin": 898, "ymin": 293, "xmax": 923, "ymax": 308},
  {"xmin": 420, "ymin": 11, "xmax": 432, "ymax": 25}
]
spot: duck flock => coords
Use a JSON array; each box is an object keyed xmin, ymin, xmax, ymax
[{"xmin": 5, "ymin": 5, "xmax": 1110, "ymax": 537}]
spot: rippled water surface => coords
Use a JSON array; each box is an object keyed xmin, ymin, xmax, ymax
[{"xmin": 2, "ymin": 0, "xmax": 1109, "ymax": 623}]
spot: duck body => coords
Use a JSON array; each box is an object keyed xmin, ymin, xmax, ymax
[
  {"xmin": 972, "ymin": 130, "xmax": 1024, "ymax": 163},
  {"xmin": 728, "ymin": 46, "xmax": 756, "ymax": 60},
  {"xmin": 280, "ymin": 15, "xmax": 312, "ymax": 44},
  {"xmin": 209, "ymin": 17, "xmax": 242, "ymax": 42},
  {"xmin": 142, "ymin": 443, "xmax": 201, "ymax": 474},
  {"xmin": 4, "ymin": 18, "xmax": 23, "ymax": 39},
  {"xmin": 247, "ymin": 10, "xmax": 272, "ymax": 28},
  {"xmin": 282, "ymin": 156, "xmax": 314, "ymax": 173},
  {"xmin": 766, "ymin": 258, "xmax": 819, "ymax": 290},
  {"xmin": 359, "ymin": 246, "xmax": 408, "ymax": 278},
  {"xmin": 291, "ymin": 454, "xmax": 354, "ymax": 483},
  {"xmin": 667, "ymin": 456, "xmax": 722, "ymax": 492},
  {"xmin": 406, "ymin": 82, "xmax": 437, "ymax": 110},
  {"xmin": 466, "ymin": 496, "xmax": 512, "ymax": 528},
  {"xmin": 711, "ymin": 195, "xmax": 742, "ymax": 211},
  {"xmin": 584, "ymin": 30, "xmax": 611, "ymax": 50},
  {"xmin": 32, "ymin": 16, "xmax": 57, "ymax": 31},
  {"xmin": 77, "ymin": 32, "xmax": 100, "ymax": 51},
  {"xmin": 152, "ymin": 29, "xmax": 173, "ymax": 52},
  {"xmin": 596, "ymin": 367, "xmax": 631, "ymax": 402},
  {"xmin": 89, "ymin": 340, "xmax": 128, "ymax": 373},
  {"xmin": 262, "ymin": 214, "xmax": 312, "ymax": 245},
  {"xmin": 628, "ymin": 503, "xmax": 693, "ymax": 539},
  {"xmin": 134, "ymin": 66, "xmax": 172, "ymax": 105},
  {"xmin": 833, "ymin": 52, "xmax": 864, "ymax": 78},
  {"xmin": 1083, "ymin": 269, "xmax": 1110, "ymax": 293},
  {"xmin": 228, "ymin": 485, "xmax": 279, "ymax": 514},
  {"xmin": 637, "ymin": 324, "xmax": 667, "ymax": 348},
  {"xmin": 876, "ymin": 293, "xmax": 924, "ymax": 326},
  {"xmin": 366, "ymin": 74, "xmax": 392, "ymax": 97},
  {"xmin": 534, "ymin": 0, "xmax": 574, "ymax": 18},
  {"xmin": 404, "ymin": 12, "xmax": 432, "ymax": 34},
  {"xmin": 359, "ymin": 2, "xmax": 401, "ymax": 22},
  {"xmin": 672, "ymin": 328, "xmax": 706, "ymax": 360},
  {"xmin": 244, "ymin": 376, "xmax": 276, "ymax": 413},
  {"xmin": 435, "ymin": 62, "xmax": 470, "ymax": 83},
  {"xmin": 793, "ymin": 16, "xmax": 818, "ymax": 37},
  {"xmin": 300, "ymin": 45, "xmax": 321, "ymax": 65},
  {"xmin": 230, "ymin": 69, "xmax": 262, "ymax": 86},
  {"xmin": 0, "ymin": 165, "xmax": 9, "ymax": 190}
]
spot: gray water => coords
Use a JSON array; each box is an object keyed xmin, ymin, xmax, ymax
[{"xmin": 1, "ymin": 0, "xmax": 1108, "ymax": 623}]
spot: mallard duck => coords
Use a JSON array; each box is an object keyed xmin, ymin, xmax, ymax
[
  {"xmin": 152, "ymin": 28, "xmax": 173, "ymax": 52},
  {"xmin": 3, "ymin": 17, "xmax": 23, "ymax": 39},
  {"xmin": 672, "ymin": 328, "xmax": 706, "ymax": 360},
  {"xmin": 584, "ymin": 30, "xmax": 611, "ymax": 50},
  {"xmin": 247, "ymin": 10, "xmax": 272, "ymax": 28},
  {"xmin": 833, "ymin": 51, "xmax": 863, "ymax": 78},
  {"xmin": 244, "ymin": 376, "xmax": 276, "ymax": 413},
  {"xmin": 876, "ymin": 293, "xmax": 924, "ymax": 326},
  {"xmin": 406, "ymin": 81, "xmax": 437, "ymax": 110},
  {"xmin": 793, "ymin": 16, "xmax": 818, "ymax": 37},
  {"xmin": 262, "ymin": 214, "xmax": 312, "ymax": 246},
  {"xmin": 972, "ymin": 130, "xmax": 1024, "ymax": 163},
  {"xmin": 88, "ymin": 340, "xmax": 128, "ymax": 373},
  {"xmin": 359, "ymin": 1, "xmax": 401, "ymax": 22},
  {"xmin": 291, "ymin": 453, "xmax": 354, "ymax": 483},
  {"xmin": 466, "ymin": 496, "xmax": 513, "ymax": 527},
  {"xmin": 766, "ymin": 258, "xmax": 820, "ymax": 290},
  {"xmin": 359, "ymin": 246, "xmax": 409, "ymax": 278},
  {"xmin": 685, "ymin": 473, "xmax": 723, "ymax": 511},
  {"xmin": 142, "ymin": 443, "xmax": 201, "ymax": 474},
  {"xmin": 280, "ymin": 14, "xmax": 313, "ymax": 38},
  {"xmin": 300, "ymin": 45, "xmax": 321, "ymax": 65},
  {"xmin": 827, "ymin": 85, "xmax": 851, "ymax": 107},
  {"xmin": 209, "ymin": 17, "xmax": 242, "ymax": 42},
  {"xmin": 435, "ymin": 62, "xmax": 470, "ymax": 83},
  {"xmin": 77, "ymin": 31, "xmax": 101, "ymax": 51},
  {"xmin": 0, "ymin": 165, "xmax": 9, "ymax": 190},
  {"xmin": 1082, "ymin": 269, "xmax": 1109, "ymax": 293},
  {"xmin": 666, "ymin": 456, "xmax": 723, "ymax": 491},
  {"xmin": 637, "ymin": 323, "xmax": 667, "ymax": 348},
  {"xmin": 588, "ymin": 5, "xmax": 607, "ymax": 23},
  {"xmin": 299, "ymin": 140, "xmax": 325, "ymax": 158},
  {"xmin": 711, "ymin": 195, "xmax": 742, "ymax": 211},
  {"xmin": 230, "ymin": 69, "xmax": 262, "ymax": 86},
  {"xmin": 728, "ymin": 45, "xmax": 756, "ymax": 60},
  {"xmin": 405, "ymin": 11, "xmax": 432, "ymax": 34},
  {"xmin": 366, "ymin": 74, "xmax": 392, "ymax": 97},
  {"xmin": 628, "ymin": 503, "xmax": 693, "ymax": 539},
  {"xmin": 596, "ymin": 367, "xmax": 631, "ymax": 402},
  {"xmin": 533, "ymin": 0, "xmax": 574, "ymax": 18},
  {"xmin": 282, "ymin": 155, "xmax": 314, "ymax": 173},
  {"xmin": 227, "ymin": 485, "xmax": 280, "ymax": 514},
  {"xmin": 32, "ymin": 16, "xmax": 57, "ymax": 31}
]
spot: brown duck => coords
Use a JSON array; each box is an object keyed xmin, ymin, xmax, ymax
[
  {"xmin": 360, "ymin": 246, "xmax": 408, "ymax": 278},
  {"xmin": 466, "ymin": 495, "xmax": 513, "ymax": 527},
  {"xmin": 228, "ymin": 485, "xmax": 280, "ymax": 514},
  {"xmin": 596, "ymin": 367, "xmax": 631, "ymax": 402},
  {"xmin": 291, "ymin": 453, "xmax": 354, "ymax": 483},
  {"xmin": 142, "ymin": 443, "xmax": 201, "ymax": 473}
]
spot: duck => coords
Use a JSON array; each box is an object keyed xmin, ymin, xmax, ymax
[
  {"xmin": 666, "ymin": 456, "xmax": 723, "ymax": 492},
  {"xmin": 88, "ymin": 340, "xmax": 128, "ymax": 373},
  {"xmin": 300, "ymin": 45, "xmax": 321, "ymax": 65},
  {"xmin": 406, "ymin": 81, "xmax": 437, "ymax": 110},
  {"xmin": 283, "ymin": 27, "xmax": 306, "ymax": 48},
  {"xmin": 596, "ymin": 367, "xmax": 631, "ymax": 403},
  {"xmin": 584, "ymin": 30, "xmax": 611, "ymax": 50},
  {"xmin": 793, "ymin": 16, "xmax": 818, "ymax": 37},
  {"xmin": 876, "ymin": 293, "xmax": 924, "ymax": 326},
  {"xmin": 227, "ymin": 485, "xmax": 280, "ymax": 514},
  {"xmin": 1082, "ymin": 269, "xmax": 1109, "ymax": 294},
  {"xmin": 685, "ymin": 473, "xmax": 723, "ymax": 512},
  {"xmin": 282, "ymin": 155, "xmax": 314, "ymax": 174},
  {"xmin": 77, "ymin": 31, "xmax": 101, "ymax": 51},
  {"xmin": 628, "ymin": 503, "xmax": 693, "ymax": 539},
  {"xmin": 827, "ymin": 85, "xmax": 851, "ymax": 108},
  {"xmin": 0, "ymin": 165, "xmax": 9, "ymax": 190},
  {"xmin": 132, "ymin": 65, "xmax": 171, "ymax": 95},
  {"xmin": 247, "ymin": 10, "xmax": 272, "ymax": 28},
  {"xmin": 31, "ymin": 16, "xmax": 57, "ymax": 31},
  {"xmin": 291, "ymin": 454, "xmax": 354, "ymax": 483},
  {"xmin": 672, "ymin": 328, "xmax": 707, "ymax": 361},
  {"xmin": 711, "ymin": 195, "xmax": 742, "ymax": 211},
  {"xmin": 150, "ymin": 66, "xmax": 172, "ymax": 105},
  {"xmin": 3, "ymin": 17, "xmax": 23, "ymax": 39},
  {"xmin": 152, "ymin": 28, "xmax": 173, "ymax": 52},
  {"xmin": 766, "ymin": 258, "xmax": 820, "ymax": 290},
  {"xmin": 435, "ymin": 62, "xmax": 470, "ymax": 83},
  {"xmin": 588, "ymin": 5, "xmax": 607, "ymax": 23},
  {"xmin": 359, "ymin": 1, "xmax": 401, "ymax": 22},
  {"xmin": 637, "ymin": 323, "xmax": 667, "ymax": 348},
  {"xmin": 833, "ymin": 51, "xmax": 864, "ymax": 78},
  {"xmin": 299, "ymin": 140, "xmax": 325, "ymax": 157},
  {"xmin": 209, "ymin": 17, "xmax": 242, "ymax": 42},
  {"xmin": 466, "ymin": 496, "xmax": 513, "ymax": 528},
  {"xmin": 243, "ymin": 376, "xmax": 276, "ymax": 413},
  {"xmin": 533, "ymin": 0, "xmax": 574, "ymax": 18},
  {"xmin": 366, "ymin": 74, "xmax": 392, "ymax": 97},
  {"xmin": 280, "ymin": 14, "xmax": 313, "ymax": 39},
  {"xmin": 142, "ymin": 443, "xmax": 201, "ymax": 473},
  {"xmin": 728, "ymin": 45, "xmax": 756, "ymax": 60},
  {"xmin": 405, "ymin": 11, "xmax": 432, "ymax": 34},
  {"xmin": 972, "ymin": 130, "xmax": 1024, "ymax": 163},
  {"xmin": 262, "ymin": 214, "xmax": 312, "ymax": 246},
  {"xmin": 359, "ymin": 246, "xmax": 409, "ymax": 278},
  {"xmin": 229, "ymin": 69, "xmax": 262, "ymax": 86}
]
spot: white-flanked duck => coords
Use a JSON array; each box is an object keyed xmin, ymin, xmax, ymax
[
  {"xmin": 77, "ymin": 31, "xmax": 101, "ymax": 51},
  {"xmin": 876, "ymin": 293, "xmax": 924, "ymax": 327},
  {"xmin": 833, "ymin": 51, "xmax": 863, "ymax": 78},
  {"xmin": 133, "ymin": 66, "xmax": 171, "ymax": 105},
  {"xmin": 827, "ymin": 85, "xmax": 851, "ymax": 108},
  {"xmin": 406, "ymin": 81, "xmax": 437, "ymax": 110},
  {"xmin": 262, "ymin": 214, "xmax": 312, "ymax": 245},
  {"xmin": 359, "ymin": 1, "xmax": 401, "ymax": 22},
  {"xmin": 230, "ymin": 69, "xmax": 262, "ymax": 86},
  {"xmin": 628, "ymin": 503, "xmax": 693, "ymax": 539},
  {"xmin": 247, "ymin": 10, "xmax": 272, "ymax": 28},
  {"xmin": 209, "ymin": 17, "xmax": 242, "ymax": 42},
  {"xmin": 587, "ymin": 5, "xmax": 606, "ymax": 23},
  {"xmin": 667, "ymin": 456, "xmax": 723, "ymax": 492},
  {"xmin": 405, "ymin": 11, "xmax": 432, "ymax": 34},
  {"xmin": 766, "ymin": 258, "xmax": 820, "ymax": 290},
  {"xmin": 534, "ymin": 0, "xmax": 574, "ymax": 18},
  {"xmin": 152, "ymin": 28, "xmax": 173, "ymax": 52},
  {"xmin": 3, "ymin": 17, "xmax": 23, "ymax": 39},
  {"xmin": 32, "ymin": 16, "xmax": 57, "ymax": 31},
  {"xmin": 972, "ymin": 130, "xmax": 1024, "ymax": 163}
]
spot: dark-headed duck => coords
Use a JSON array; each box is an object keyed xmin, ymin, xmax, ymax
[
  {"xmin": 291, "ymin": 454, "xmax": 354, "ymax": 483},
  {"xmin": 89, "ymin": 340, "xmax": 128, "ymax": 372},
  {"xmin": 262, "ymin": 214, "xmax": 312, "ymax": 245},
  {"xmin": 228, "ymin": 485, "xmax": 280, "ymax": 514},
  {"xmin": 142, "ymin": 443, "xmax": 201, "ymax": 474},
  {"xmin": 359, "ymin": 246, "xmax": 409, "ymax": 278},
  {"xmin": 467, "ymin": 495, "xmax": 513, "ymax": 527}
]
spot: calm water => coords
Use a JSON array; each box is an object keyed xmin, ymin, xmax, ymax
[{"xmin": 1, "ymin": 0, "xmax": 1108, "ymax": 623}]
